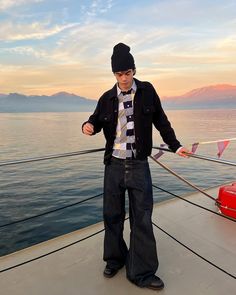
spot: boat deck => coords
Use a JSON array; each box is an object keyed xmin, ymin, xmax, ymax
[{"xmin": 0, "ymin": 186, "xmax": 235, "ymax": 294}]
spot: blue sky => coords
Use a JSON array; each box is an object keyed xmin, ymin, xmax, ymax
[{"xmin": 0, "ymin": 0, "xmax": 236, "ymax": 98}]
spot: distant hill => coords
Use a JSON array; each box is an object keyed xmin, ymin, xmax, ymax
[
  {"xmin": 0, "ymin": 92, "xmax": 96, "ymax": 112},
  {"xmin": 0, "ymin": 84, "xmax": 235, "ymax": 112},
  {"xmin": 162, "ymin": 84, "xmax": 236, "ymax": 109}
]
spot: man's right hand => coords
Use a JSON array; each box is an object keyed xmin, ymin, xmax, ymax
[{"xmin": 82, "ymin": 122, "xmax": 94, "ymax": 135}]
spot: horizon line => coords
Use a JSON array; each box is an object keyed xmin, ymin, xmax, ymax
[{"xmin": 1, "ymin": 83, "xmax": 236, "ymax": 100}]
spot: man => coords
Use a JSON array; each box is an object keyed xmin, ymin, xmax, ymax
[{"xmin": 82, "ymin": 43, "xmax": 188, "ymax": 290}]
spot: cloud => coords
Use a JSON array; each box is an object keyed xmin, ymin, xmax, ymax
[
  {"xmin": 47, "ymin": 21, "xmax": 126, "ymax": 64},
  {"xmin": 2, "ymin": 46, "xmax": 48, "ymax": 59},
  {"xmin": 0, "ymin": 62, "xmax": 115, "ymax": 97},
  {"xmin": 216, "ymin": 35, "xmax": 236, "ymax": 52},
  {"xmin": 82, "ymin": 0, "xmax": 114, "ymax": 18},
  {"xmin": 47, "ymin": 22, "xmax": 186, "ymax": 67},
  {"xmin": 0, "ymin": 0, "xmax": 43, "ymax": 11},
  {"xmin": 127, "ymin": 0, "xmax": 236, "ymax": 27},
  {"xmin": 0, "ymin": 21, "xmax": 79, "ymax": 41},
  {"xmin": 2, "ymin": 18, "xmax": 232, "ymax": 71},
  {"xmin": 1, "ymin": 59, "xmax": 235, "ymax": 98},
  {"xmin": 0, "ymin": 0, "xmax": 235, "ymax": 97}
]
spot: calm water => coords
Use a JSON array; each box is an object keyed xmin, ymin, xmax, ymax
[{"xmin": 0, "ymin": 109, "xmax": 235, "ymax": 256}]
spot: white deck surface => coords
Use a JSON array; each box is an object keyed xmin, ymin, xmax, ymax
[{"xmin": 0, "ymin": 186, "xmax": 236, "ymax": 295}]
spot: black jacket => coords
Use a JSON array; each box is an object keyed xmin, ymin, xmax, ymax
[{"xmin": 82, "ymin": 78, "xmax": 181, "ymax": 164}]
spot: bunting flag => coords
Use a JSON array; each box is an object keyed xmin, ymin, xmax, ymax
[
  {"xmin": 190, "ymin": 137, "xmax": 236, "ymax": 158},
  {"xmin": 194, "ymin": 138, "xmax": 236, "ymax": 145},
  {"xmin": 153, "ymin": 144, "xmax": 168, "ymax": 159},
  {"xmin": 153, "ymin": 149, "xmax": 164, "ymax": 160},
  {"xmin": 191, "ymin": 143, "xmax": 199, "ymax": 154},
  {"xmin": 155, "ymin": 137, "xmax": 235, "ymax": 159},
  {"xmin": 217, "ymin": 140, "xmax": 230, "ymax": 158}
]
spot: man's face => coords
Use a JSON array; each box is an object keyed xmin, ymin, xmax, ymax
[{"xmin": 114, "ymin": 69, "xmax": 135, "ymax": 90}]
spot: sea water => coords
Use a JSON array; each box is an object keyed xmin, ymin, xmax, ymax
[{"xmin": 0, "ymin": 109, "xmax": 235, "ymax": 256}]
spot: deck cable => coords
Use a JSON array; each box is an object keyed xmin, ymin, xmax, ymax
[
  {"xmin": 0, "ymin": 218, "xmax": 126, "ymax": 274},
  {"xmin": 0, "ymin": 147, "xmax": 235, "ymax": 277},
  {"xmin": 0, "ymin": 193, "xmax": 103, "ymax": 228},
  {"xmin": 152, "ymin": 222, "xmax": 236, "ymax": 280},
  {"xmin": 150, "ymin": 155, "xmax": 236, "ymax": 221},
  {"xmin": 150, "ymin": 155, "xmax": 217, "ymax": 202},
  {"xmin": 1, "ymin": 181, "xmax": 235, "ymax": 229},
  {"xmin": 1, "ymin": 146, "xmax": 235, "ymax": 167},
  {"xmin": 0, "ymin": 148, "xmax": 105, "ymax": 167},
  {"xmin": 153, "ymin": 146, "xmax": 236, "ymax": 167},
  {"xmin": 1, "ymin": 216, "xmax": 235, "ymax": 281},
  {"xmin": 152, "ymin": 184, "xmax": 236, "ymax": 223},
  {"xmin": 0, "ymin": 228, "xmax": 105, "ymax": 274}
]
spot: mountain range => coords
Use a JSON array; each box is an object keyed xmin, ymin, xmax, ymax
[
  {"xmin": 0, "ymin": 92, "xmax": 96, "ymax": 112},
  {"xmin": 162, "ymin": 84, "xmax": 236, "ymax": 109},
  {"xmin": 0, "ymin": 84, "xmax": 235, "ymax": 112}
]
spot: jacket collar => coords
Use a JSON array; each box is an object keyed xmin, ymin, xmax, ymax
[{"xmin": 108, "ymin": 78, "xmax": 145, "ymax": 100}]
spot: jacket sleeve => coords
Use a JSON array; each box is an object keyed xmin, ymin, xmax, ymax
[
  {"xmin": 81, "ymin": 99, "xmax": 103, "ymax": 135},
  {"xmin": 151, "ymin": 85, "xmax": 181, "ymax": 152}
]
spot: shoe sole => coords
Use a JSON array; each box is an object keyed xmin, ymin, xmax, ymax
[
  {"xmin": 147, "ymin": 285, "xmax": 165, "ymax": 290},
  {"xmin": 103, "ymin": 270, "xmax": 118, "ymax": 278}
]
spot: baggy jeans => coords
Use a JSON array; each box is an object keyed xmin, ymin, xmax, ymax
[{"xmin": 103, "ymin": 157, "xmax": 159, "ymax": 287}]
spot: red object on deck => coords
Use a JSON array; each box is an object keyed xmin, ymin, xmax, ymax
[{"xmin": 217, "ymin": 183, "xmax": 236, "ymax": 219}]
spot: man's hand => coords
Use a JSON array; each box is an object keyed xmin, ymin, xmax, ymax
[
  {"xmin": 176, "ymin": 147, "xmax": 191, "ymax": 158},
  {"xmin": 82, "ymin": 122, "xmax": 94, "ymax": 136}
]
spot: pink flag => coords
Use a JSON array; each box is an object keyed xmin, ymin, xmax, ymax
[
  {"xmin": 153, "ymin": 144, "xmax": 167, "ymax": 159},
  {"xmin": 191, "ymin": 143, "xmax": 199, "ymax": 154},
  {"xmin": 217, "ymin": 140, "xmax": 230, "ymax": 158},
  {"xmin": 153, "ymin": 150, "xmax": 164, "ymax": 160}
]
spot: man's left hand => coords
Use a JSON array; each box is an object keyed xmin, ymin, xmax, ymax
[{"xmin": 176, "ymin": 147, "xmax": 191, "ymax": 158}]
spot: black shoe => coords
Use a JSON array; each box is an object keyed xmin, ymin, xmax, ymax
[
  {"xmin": 103, "ymin": 266, "xmax": 119, "ymax": 278},
  {"xmin": 146, "ymin": 276, "xmax": 164, "ymax": 290}
]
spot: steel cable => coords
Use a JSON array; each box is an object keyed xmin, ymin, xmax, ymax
[
  {"xmin": 0, "ymin": 193, "xmax": 103, "ymax": 228},
  {"xmin": 152, "ymin": 222, "xmax": 236, "ymax": 280},
  {"xmin": 152, "ymin": 184, "xmax": 236, "ymax": 222}
]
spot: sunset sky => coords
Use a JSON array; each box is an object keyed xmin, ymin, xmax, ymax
[{"xmin": 0, "ymin": 0, "xmax": 236, "ymax": 99}]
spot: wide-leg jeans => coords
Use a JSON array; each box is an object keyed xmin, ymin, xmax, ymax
[{"xmin": 103, "ymin": 156, "xmax": 159, "ymax": 287}]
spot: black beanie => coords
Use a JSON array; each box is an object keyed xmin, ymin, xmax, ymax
[{"xmin": 111, "ymin": 43, "xmax": 135, "ymax": 72}]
